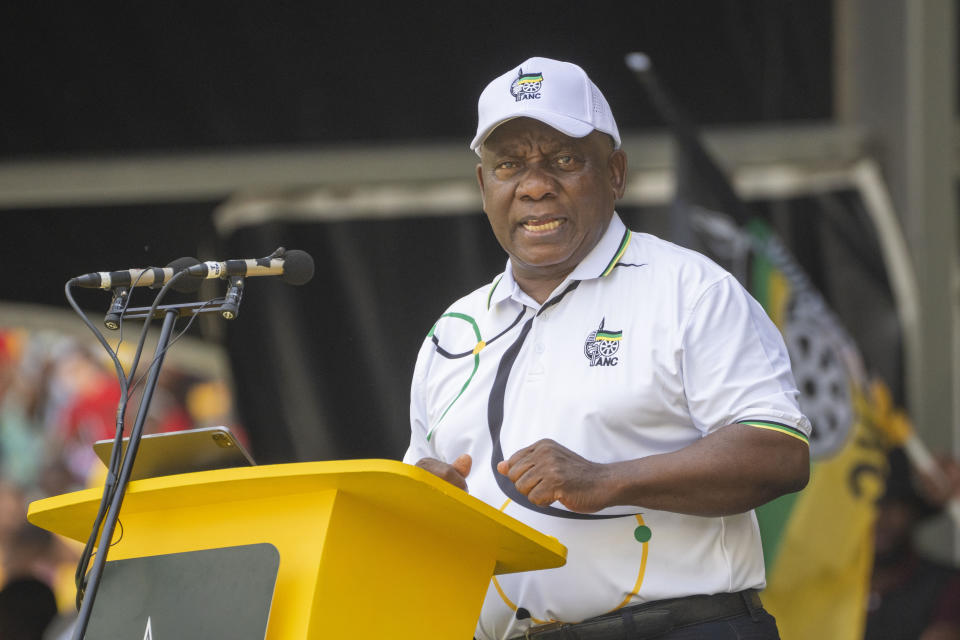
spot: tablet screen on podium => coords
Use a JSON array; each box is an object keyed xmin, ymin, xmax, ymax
[
  {"xmin": 85, "ymin": 543, "xmax": 279, "ymax": 639},
  {"xmin": 93, "ymin": 426, "xmax": 256, "ymax": 481}
]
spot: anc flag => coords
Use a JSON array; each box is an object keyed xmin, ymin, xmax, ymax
[
  {"xmin": 748, "ymin": 224, "xmax": 887, "ymax": 639},
  {"xmin": 687, "ymin": 212, "xmax": 887, "ymax": 639},
  {"xmin": 628, "ymin": 53, "xmax": 902, "ymax": 639}
]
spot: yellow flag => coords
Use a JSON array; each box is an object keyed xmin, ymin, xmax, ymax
[{"xmin": 763, "ymin": 383, "xmax": 892, "ymax": 639}]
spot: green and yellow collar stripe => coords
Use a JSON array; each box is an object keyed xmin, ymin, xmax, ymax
[
  {"xmin": 600, "ymin": 229, "xmax": 632, "ymax": 277},
  {"xmin": 738, "ymin": 420, "xmax": 809, "ymax": 445}
]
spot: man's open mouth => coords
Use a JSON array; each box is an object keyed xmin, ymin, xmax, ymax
[{"xmin": 522, "ymin": 218, "xmax": 564, "ymax": 232}]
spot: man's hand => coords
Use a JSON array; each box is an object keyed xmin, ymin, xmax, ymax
[
  {"xmin": 416, "ymin": 454, "xmax": 472, "ymax": 491},
  {"xmin": 497, "ymin": 439, "xmax": 614, "ymax": 513},
  {"xmin": 914, "ymin": 454, "xmax": 960, "ymax": 507}
]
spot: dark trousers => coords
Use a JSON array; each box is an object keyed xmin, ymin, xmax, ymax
[
  {"xmin": 502, "ymin": 592, "xmax": 781, "ymax": 640},
  {"xmin": 657, "ymin": 610, "xmax": 781, "ymax": 639}
]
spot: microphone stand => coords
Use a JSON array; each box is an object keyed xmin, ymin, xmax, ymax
[
  {"xmin": 72, "ymin": 308, "xmax": 177, "ymax": 639},
  {"xmin": 73, "ymin": 288, "xmax": 245, "ymax": 639}
]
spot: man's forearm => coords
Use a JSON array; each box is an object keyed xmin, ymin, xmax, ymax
[
  {"xmin": 499, "ymin": 424, "xmax": 809, "ymax": 517},
  {"xmin": 602, "ymin": 424, "xmax": 810, "ymax": 517}
]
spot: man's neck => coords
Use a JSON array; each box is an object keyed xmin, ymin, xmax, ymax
[
  {"xmin": 520, "ymin": 282, "xmax": 558, "ymax": 305},
  {"xmin": 512, "ymin": 270, "xmax": 568, "ymax": 305}
]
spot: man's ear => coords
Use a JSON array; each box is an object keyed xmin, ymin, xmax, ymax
[
  {"xmin": 609, "ymin": 149, "xmax": 627, "ymax": 200},
  {"xmin": 476, "ymin": 163, "xmax": 487, "ymax": 211}
]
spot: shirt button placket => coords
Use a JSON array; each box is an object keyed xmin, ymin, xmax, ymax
[{"xmin": 527, "ymin": 315, "xmax": 546, "ymax": 380}]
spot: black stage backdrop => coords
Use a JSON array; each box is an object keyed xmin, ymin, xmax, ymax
[{"xmin": 1, "ymin": 1, "xmax": 831, "ymax": 156}]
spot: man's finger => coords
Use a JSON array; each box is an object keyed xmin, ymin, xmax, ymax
[
  {"xmin": 513, "ymin": 467, "xmax": 544, "ymax": 495},
  {"xmin": 415, "ymin": 456, "xmax": 469, "ymax": 491},
  {"xmin": 498, "ymin": 451, "xmax": 530, "ymax": 477},
  {"xmin": 527, "ymin": 481, "xmax": 558, "ymax": 507},
  {"xmin": 505, "ymin": 454, "xmax": 539, "ymax": 484},
  {"xmin": 452, "ymin": 453, "xmax": 472, "ymax": 477},
  {"xmin": 505, "ymin": 441, "xmax": 541, "ymax": 467}
]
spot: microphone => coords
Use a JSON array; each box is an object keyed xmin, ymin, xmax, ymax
[
  {"xmin": 73, "ymin": 257, "xmax": 204, "ymax": 294},
  {"xmin": 186, "ymin": 249, "xmax": 314, "ymax": 286},
  {"xmin": 220, "ymin": 277, "xmax": 244, "ymax": 320},
  {"xmin": 103, "ymin": 288, "xmax": 129, "ymax": 330}
]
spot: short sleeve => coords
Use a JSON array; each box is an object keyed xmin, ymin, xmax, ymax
[
  {"xmin": 680, "ymin": 274, "xmax": 810, "ymax": 438},
  {"xmin": 402, "ymin": 338, "xmax": 439, "ymax": 465}
]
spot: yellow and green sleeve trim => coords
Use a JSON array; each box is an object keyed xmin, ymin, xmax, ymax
[{"xmin": 738, "ymin": 420, "xmax": 809, "ymax": 445}]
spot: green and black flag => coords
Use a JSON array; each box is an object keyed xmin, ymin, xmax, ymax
[{"xmin": 625, "ymin": 52, "xmax": 890, "ymax": 639}]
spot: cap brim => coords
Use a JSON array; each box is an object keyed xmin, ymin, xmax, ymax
[{"xmin": 470, "ymin": 110, "xmax": 596, "ymax": 152}]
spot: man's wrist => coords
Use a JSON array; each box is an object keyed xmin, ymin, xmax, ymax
[{"xmin": 595, "ymin": 460, "xmax": 635, "ymax": 511}]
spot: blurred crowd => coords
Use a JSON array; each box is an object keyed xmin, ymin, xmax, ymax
[
  {"xmin": 865, "ymin": 449, "xmax": 960, "ymax": 639},
  {"xmin": 0, "ymin": 327, "xmax": 243, "ymax": 639}
]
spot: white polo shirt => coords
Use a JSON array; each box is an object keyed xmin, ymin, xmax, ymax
[{"xmin": 404, "ymin": 212, "xmax": 810, "ymax": 640}]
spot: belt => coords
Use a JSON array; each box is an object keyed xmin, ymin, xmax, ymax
[{"xmin": 511, "ymin": 590, "xmax": 764, "ymax": 640}]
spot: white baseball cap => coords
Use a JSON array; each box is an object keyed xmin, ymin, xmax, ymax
[{"xmin": 470, "ymin": 56, "xmax": 621, "ymax": 154}]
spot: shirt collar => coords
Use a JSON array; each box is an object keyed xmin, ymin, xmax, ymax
[
  {"xmin": 567, "ymin": 212, "xmax": 631, "ymax": 281},
  {"xmin": 486, "ymin": 212, "xmax": 632, "ymax": 310}
]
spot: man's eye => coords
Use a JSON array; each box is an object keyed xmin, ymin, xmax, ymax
[
  {"xmin": 556, "ymin": 155, "xmax": 574, "ymax": 166},
  {"xmin": 496, "ymin": 161, "xmax": 518, "ymax": 170}
]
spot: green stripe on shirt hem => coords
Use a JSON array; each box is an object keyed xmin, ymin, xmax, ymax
[{"xmin": 738, "ymin": 420, "xmax": 810, "ymax": 445}]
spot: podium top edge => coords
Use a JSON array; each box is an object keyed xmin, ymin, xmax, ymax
[{"xmin": 27, "ymin": 459, "xmax": 567, "ymax": 570}]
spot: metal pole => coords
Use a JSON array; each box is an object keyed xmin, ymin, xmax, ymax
[{"xmin": 72, "ymin": 308, "xmax": 180, "ymax": 639}]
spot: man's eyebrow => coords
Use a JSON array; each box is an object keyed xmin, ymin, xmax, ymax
[
  {"xmin": 487, "ymin": 139, "xmax": 573, "ymax": 157},
  {"xmin": 485, "ymin": 140, "xmax": 527, "ymax": 155}
]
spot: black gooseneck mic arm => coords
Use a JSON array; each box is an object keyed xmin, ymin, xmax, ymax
[{"xmin": 71, "ymin": 307, "xmax": 179, "ymax": 639}]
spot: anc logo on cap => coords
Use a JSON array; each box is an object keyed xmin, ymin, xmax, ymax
[
  {"xmin": 510, "ymin": 69, "xmax": 543, "ymax": 102},
  {"xmin": 584, "ymin": 318, "xmax": 622, "ymax": 367}
]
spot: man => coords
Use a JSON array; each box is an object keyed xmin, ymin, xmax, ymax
[{"xmin": 404, "ymin": 57, "xmax": 810, "ymax": 640}]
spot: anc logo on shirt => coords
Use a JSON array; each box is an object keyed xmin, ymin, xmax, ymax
[
  {"xmin": 510, "ymin": 69, "xmax": 543, "ymax": 102},
  {"xmin": 584, "ymin": 318, "xmax": 622, "ymax": 367}
]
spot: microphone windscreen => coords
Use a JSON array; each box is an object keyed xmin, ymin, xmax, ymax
[
  {"xmin": 167, "ymin": 257, "xmax": 203, "ymax": 293},
  {"xmin": 282, "ymin": 250, "xmax": 315, "ymax": 286}
]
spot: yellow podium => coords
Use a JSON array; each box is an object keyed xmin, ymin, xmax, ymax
[{"xmin": 28, "ymin": 459, "xmax": 566, "ymax": 638}]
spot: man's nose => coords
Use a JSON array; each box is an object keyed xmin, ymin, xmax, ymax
[{"xmin": 516, "ymin": 166, "xmax": 556, "ymax": 200}]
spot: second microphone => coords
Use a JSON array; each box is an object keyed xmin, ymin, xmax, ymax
[{"xmin": 186, "ymin": 249, "xmax": 315, "ymax": 286}]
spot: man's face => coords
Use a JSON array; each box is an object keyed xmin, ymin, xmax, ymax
[{"xmin": 477, "ymin": 118, "xmax": 626, "ymax": 288}]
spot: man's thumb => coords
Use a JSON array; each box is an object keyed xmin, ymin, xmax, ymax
[{"xmin": 452, "ymin": 453, "xmax": 472, "ymax": 477}]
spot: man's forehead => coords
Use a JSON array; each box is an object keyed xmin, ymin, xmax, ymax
[{"xmin": 483, "ymin": 118, "xmax": 596, "ymax": 153}]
